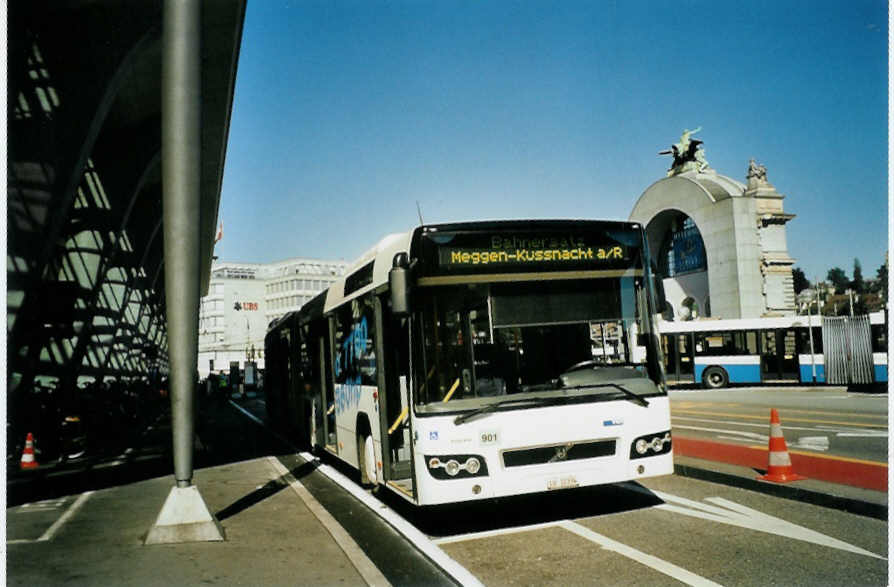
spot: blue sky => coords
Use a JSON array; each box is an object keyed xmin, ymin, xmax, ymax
[{"xmin": 217, "ymin": 0, "xmax": 888, "ymax": 284}]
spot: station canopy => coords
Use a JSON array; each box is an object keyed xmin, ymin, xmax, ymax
[{"xmin": 8, "ymin": 1, "xmax": 246, "ymax": 391}]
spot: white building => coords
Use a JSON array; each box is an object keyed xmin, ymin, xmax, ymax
[{"xmin": 198, "ymin": 257, "xmax": 348, "ymax": 379}]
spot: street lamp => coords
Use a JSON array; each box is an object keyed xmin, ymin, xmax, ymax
[{"xmin": 797, "ymin": 288, "xmax": 819, "ymax": 383}]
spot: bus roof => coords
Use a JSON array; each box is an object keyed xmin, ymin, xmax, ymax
[
  {"xmin": 323, "ymin": 231, "xmax": 413, "ymax": 313},
  {"xmin": 320, "ymin": 219, "xmax": 650, "ymax": 315}
]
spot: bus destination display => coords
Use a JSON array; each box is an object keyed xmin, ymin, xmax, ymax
[{"xmin": 437, "ymin": 234, "xmax": 629, "ymax": 269}]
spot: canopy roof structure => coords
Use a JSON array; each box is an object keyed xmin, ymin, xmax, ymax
[{"xmin": 8, "ymin": 1, "xmax": 246, "ymax": 392}]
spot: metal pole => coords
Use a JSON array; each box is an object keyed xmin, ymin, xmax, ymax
[
  {"xmin": 162, "ymin": 0, "xmax": 201, "ymax": 488},
  {"xmin": 807, "ymin": 301, "xmax": 816, "ymax": 382}
]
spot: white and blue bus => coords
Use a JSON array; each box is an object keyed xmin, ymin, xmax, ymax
[
  {"xmin": 659, "ymin": 311, "xmax": 887, "ymax": 388},
  {"xmin": 265, "ymin": 220, "xmax": 673, "ymax": 506}
]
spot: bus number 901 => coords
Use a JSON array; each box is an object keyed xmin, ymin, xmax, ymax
[{"xmin": 480, "ymin": 431, "xmax": 498, "ymax": 445}]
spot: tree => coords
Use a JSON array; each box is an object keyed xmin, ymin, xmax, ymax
[
  {"xmin": 876, "ymin": 262, "xmax": 888, "ymax": 300},
  {"xmin": 827, "ymin": 267, "xmax": 849, "ymax": 294},
  {"xmin": 851, "ymin": 258, "xmax": 865, "ymax": 293},
  {"xmin": 791, "ymin": 267, "xmax": 810, "ymax": 294}
]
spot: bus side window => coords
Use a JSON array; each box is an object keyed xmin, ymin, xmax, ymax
[
  {"xmin": 746, "ymin": 331, "xmax": 758, "ymax": 354},
  {"xmin": 872, "ymin": 325, "xmax": 887, "ymax": 353},
  {"xmin": 731, "ymin": 331, "xmax": 758, "ymax": 355}
]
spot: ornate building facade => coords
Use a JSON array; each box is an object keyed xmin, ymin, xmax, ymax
[{"xmin": 630, "ymin": 130, "xmax": 796, "ymax": 320}]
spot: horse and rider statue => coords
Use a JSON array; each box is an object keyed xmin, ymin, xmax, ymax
[{"xmin": 659, "ymin": 126, "xmax": 710, "ymax": 176}]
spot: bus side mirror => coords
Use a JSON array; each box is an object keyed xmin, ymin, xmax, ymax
[{"xmin": 389, "ymin": 253, "xmax": 411, "ymax": 317}]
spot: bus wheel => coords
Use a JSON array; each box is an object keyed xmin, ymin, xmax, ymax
[
  {"xmin": 357, "ymin": 433, "xmax": 378, "ymax": 489},
  {"xmin": 702, "ymin": 367, "xmax": 728, "ymax": 389}
]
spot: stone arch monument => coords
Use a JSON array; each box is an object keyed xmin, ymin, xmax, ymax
[{"xmin": 630, "ymin": 130, "xmax": 796, "ymax": 319}]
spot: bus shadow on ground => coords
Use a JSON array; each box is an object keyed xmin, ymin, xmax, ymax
[
  {"xmin": 376, "ymin": 479, "xmax": 665, "ymax": 538},
  {"xmin": 314, "ymin": 446, "xmax": 665, "ymax": 538}
]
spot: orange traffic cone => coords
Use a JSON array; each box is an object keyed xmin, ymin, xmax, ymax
[
  {"xmin": 20, "ymin": 432, "xmax": 39, "ymax": 469},
  {"xmin": 757, "ymin": 409, "xmax": 806, "ymax": 483}
]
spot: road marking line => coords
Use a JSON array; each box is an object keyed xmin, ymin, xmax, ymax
[
  {"xmin": 790, "ymin": 436, "xmax": 830, "ymax": 451},
  {"xmin": 650, "ymin": 490, "xmax": 886, "ymax": 560},
  {"xmin": 299, "ymin": 451, "xmax": 485, "ymax": 587},
  {"xmin": 230, "ymin": 400, "xmax": 265, "ymax": 425},
  {"xmin": 672, "ymin": 409, "xmax": 886, "ymax": 428},
  {"xmin": 742, "ymin": 445, "xmax": 888, "ymax": 466},
  {"xmin": 433, "ymin": 521, "xmax": 564, "ymax": 544},
  {"xmin": 673, "ymin": 415, "xmax": 887, "ymax": 434},
  {"xmin": 673, "ymin": 404, "xmax": 889, "ymax": 420},
  {"xmin": 230, "ymin": 402, "xmax": 482, "ymax": 587},
  {"xmin": 674, "ymin": 424, "xmax": 768, "ymax": 440},
  {"xmin": 267, "ymin": 457, "xmax": 391, "ymax": 587},
  {"xmin": 559, "ymin": 521, "xmax": 723, "ymax": 587},
  {"xmin": 38, "ymin": 491, "xmax": 94, "ymax": 542},
  {"xmin": 697, "ymin": 405, "xmax": 887, "ymax": 418},
  {"xmin": 675, "ymin": 426, "xmax": 832, "ymax": 452}
]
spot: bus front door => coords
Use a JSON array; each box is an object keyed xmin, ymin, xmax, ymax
[{"xmin": 376, "ymin": 295, "xmax": 415, "ymax": 499}]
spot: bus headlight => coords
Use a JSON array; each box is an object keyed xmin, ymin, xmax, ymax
[
  {"xmin": 630, "ymin": 431, "xmax": 672, "ymax": 459},
  {"xmin": 424, "ymin": 454, "xmax": 489, "ymax": 480}
]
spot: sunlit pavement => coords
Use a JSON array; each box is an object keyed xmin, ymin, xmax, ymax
[{"xmin": 667, "ymin": 386, "xmax": 887, "ymax": 514}]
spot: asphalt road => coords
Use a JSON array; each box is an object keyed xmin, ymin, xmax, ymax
[
  {"xmin": 243, "ymin": 395, "xmax": 888, "ymax": 586},
  {"xmin": 669, "ymin": 387, "xmax": 888, "ymax": 464},
  {"xmin": 432, "ymin": 474, "xmax": 887, "ymax": 586},
  {"xmin": 9, "ymin": 394, "xmax": 888, "ymax": 586}
]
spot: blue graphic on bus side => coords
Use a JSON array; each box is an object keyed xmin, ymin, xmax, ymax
[
  {"xmin": 335, "ymin": 376, "xmax": 363, "ymax": 415},
  {"xmin": 334, "ymin": 317, "xmax": 368, "ymax": 415}
]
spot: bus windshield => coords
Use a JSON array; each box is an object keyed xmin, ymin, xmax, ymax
[{"xmin": 412, "ymin": 276, "xmax": 665, "ymax": 414}]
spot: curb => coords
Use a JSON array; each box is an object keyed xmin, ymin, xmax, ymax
[{"xmin": 673, "ymin": 462, "xmax": 887, "ymax": 521}]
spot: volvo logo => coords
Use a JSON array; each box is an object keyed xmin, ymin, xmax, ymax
[{"xmin": 549, "ymin": 442, "xmax": 575, "ymax": 462}]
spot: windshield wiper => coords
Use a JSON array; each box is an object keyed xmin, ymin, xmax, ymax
[
  {"xmin": 454, "ymin": 396, "xmax": 558, "ymax": 426},
  {"xmin": 560, "ymin": 383, "xmax": 650, "ymax": 407}
]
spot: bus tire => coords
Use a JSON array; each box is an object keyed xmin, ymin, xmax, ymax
[
  {"xmin": 702, "ymin": 367, "xmax": 728, "ymax": 389},
  {"xmin": 357, "ymin": 432, "xmax": 378, "ymax": 489}
]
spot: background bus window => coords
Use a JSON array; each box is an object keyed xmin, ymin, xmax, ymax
[
  {"xmin": 694, "ymin": 331, "xmax": 758, "ymax": 356},
  {"xmin": 871, "ymin": 324, "xmax": 887, "ymax": 353},
  {"xmin": 796, "ymin": 326, "xmax": 824, "ymax": 354}
]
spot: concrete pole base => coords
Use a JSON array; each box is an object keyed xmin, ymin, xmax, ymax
[{"xmin": 145, "ymin": 485, "xmax": 225, "ymax": 545}]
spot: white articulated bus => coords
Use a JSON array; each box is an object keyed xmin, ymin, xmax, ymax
[
  {"xmin": 659, "ymin": 311, "xmax": 888, "ymax": 388},
  {"xmin": 264, "ymin": 220, "xmax": 673, "ymax": 506}
]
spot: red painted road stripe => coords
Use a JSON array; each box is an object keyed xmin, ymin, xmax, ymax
[{"xmin": 673, "ymin": 436, "xmax": 888, "ymax": 492}]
